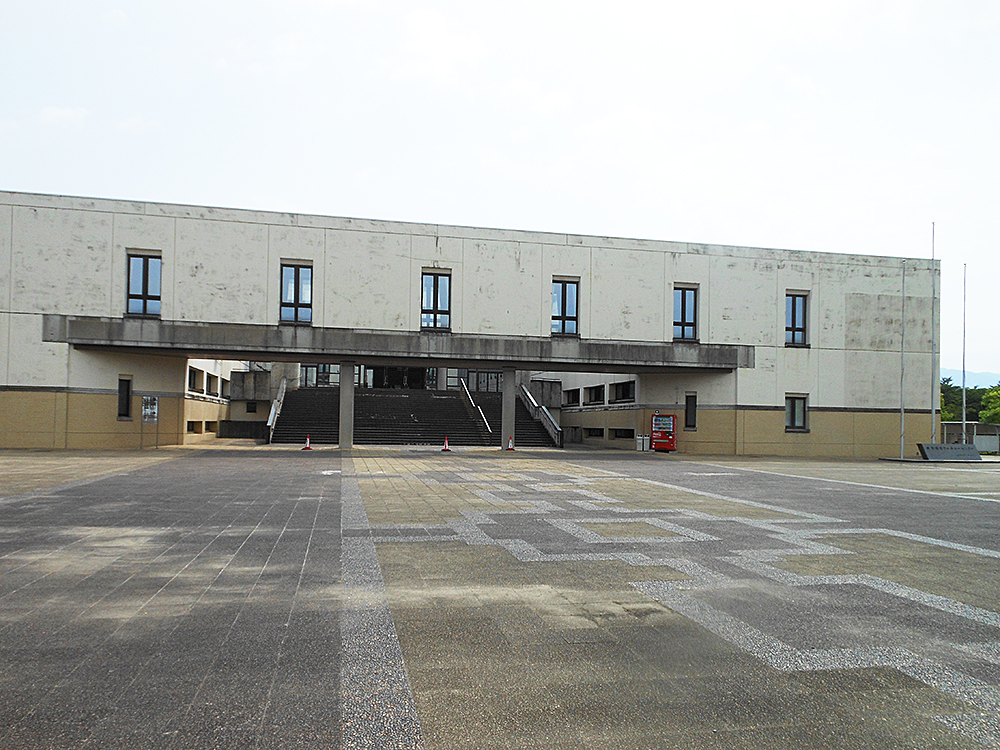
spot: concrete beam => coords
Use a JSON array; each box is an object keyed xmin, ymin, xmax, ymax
[{"xmin": 43, "ymin": 316, "xmax": 754, "ymax": 374}]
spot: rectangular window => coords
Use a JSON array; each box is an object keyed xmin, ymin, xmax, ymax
[
  {"xmin": 586, "ymin": 427, "xmax": 605, "ymax": 438},
  {"xmin": 206, "ymin": 374, "xmax": 218, "ymax": 397},
  {"xmin": 785, "ymin": 395, "xmax": 808, "ymax": 432},
  {"xmin": 584, "ymin": 385, "xmax": 605, "ymax": 405},
  {"xmin": 246, "ymin": 401, "xmax": 257, "ymax": 413},
  {"xmin": 280, "ymin": 264, "xmax": 313, "ymax": 324},
  {"xmin": 673, "ymin": 286, "xmax": 697, "ymax": 340},
  {"xmin": 551, "ymin": 279, "xmax": 579, "ymax": 335},
  {"xmin": 117, "ymin": 378, "xmax": 132, "ymax": 418},
  {"xmin": 685, "ymin": 393, "xmax": 697, "ymax": 430},
  {"xmin": 421, "ymin": 272, "xmax": 451, "ymax": 330},
  {"xmin": 612, "ymin": 428, "xmax": 635, "ymax": 439},
  {"xmin": 786, "ymin": 293, "xmax": 808, "ymax": 346},
  {"xmin": 610, "ymin": 381, "xmax": 635, "ymax": 403},
  {"xmin": 127, "ymin": 254, "xmax": 161, "ymax": 316},
  {"xmin": 563, "ymin": 388, "xmax": 581, "ymax": 406}
]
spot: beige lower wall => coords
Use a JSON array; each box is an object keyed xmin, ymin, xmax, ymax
[
  {"xmin": 182, "ymin": 398, "xmax": 232, "ymax": 444},
  {"xmin": 0, "ymin": 390, "xmax": 189, "ymax": 449},
  {"xmin": 561, "ymin": 405, "xmax": 934, "ymax": 458}
]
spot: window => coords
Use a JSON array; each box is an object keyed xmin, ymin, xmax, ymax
[
  {"xmin": 586, "ymin": 427, "xmax": 605, "ymax": 438},
  {"xmin": 785, "ymin": 395, "xmax": 808, "ymax": 432},
  {"xmin": 246, "ymin": 401, "xmax": 258, "ymax": 414},
  {"xmin": 786, "ymin": 293, "xmax": 808, "ymax": 346},
  {"xmin": 188, "ymin": 368, "xmax": 203, "ymax": 393},
  {"xmin": 685, "ymin": 393, "xmax": 697, "ymax": 430},
  {"xmin": 563, "ymin": 388, "xmax": 581, "ymax": 406},
  {"xmin": 127, "ymin": 254, "xmax": 161, "ymax": 316},
  {"xmin": 117, "ymin": 378, "xmax": 132, "ymax": 419},
  {"xmin": 610, "ymin": 381, "xmax": 635, "ymax": 403},
  {"xmin": 280, "ymin": 264, "xmax": 313, "ymax": 324},
  {"xmin": 421, "ymin": 272, "xmax": 451, "ymax": 330},
  {"xmin": 551, "ymin": 279, "xmax": 579, "ymax": 335},
  {"xmin": 584, "ymin": 385, "xmax": 605, "ymax": 405},
  {"xmin": 673, "ymin": 286, "xmax": 697, "ymax": 340},
  {"xmin": 206, "ymin": 374, "xmax": 218, "ymax": 397},
  {"xmin": 612, "ymin": 428, "xmax": 635, "ymax": 439}
]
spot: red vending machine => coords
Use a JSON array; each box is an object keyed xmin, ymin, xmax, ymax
[{"xmin": 651, "ymin": 412, "xmax": 676, "ymax": 452}]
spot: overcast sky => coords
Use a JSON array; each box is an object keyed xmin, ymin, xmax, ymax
[{"xmin": 2, "ymin": 1, "xmax": 997, "ymax": 376}]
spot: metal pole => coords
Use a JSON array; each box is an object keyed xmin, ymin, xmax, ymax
[
  {"xmin": 962, "ymin": 263, "xmax": 967, "ymax": 444},
  {"xmin": 930, "ymin": 222, "xmax": 937, "ymax": 444},
  {"xmin": 900, "ymin": 260, "xmax": 906, "ymax": 459}
]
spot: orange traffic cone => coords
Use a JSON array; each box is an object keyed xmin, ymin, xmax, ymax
[
  {"xmin": 506, "ymin": 436, "xmax": 515, "ymax": 451},
  {"xmin": 442, "ymin": 436, "xmax": 451, "ymax": 452},
  {"xmin": 301, "ymin": 434, "xmax": 313, "ymax": 450}
]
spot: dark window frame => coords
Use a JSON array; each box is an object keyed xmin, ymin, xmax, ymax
[
  {"xmin": 563, "ymin": 388, "xmax": 581, "ymax": 406},
  {"xmin": 280, "ymin": 263, "xmax": 313, "ymax": 325},
  {"xmin": 685, "ymin": 393, "xmax": 697, "ymax": 430},
  {"xmin": 551, "ymin": 279, "xmax": 580, "ymax": 336},
  {"xmin": 246, "ymin": 401, "xmax": 258, "ymax": 414},
  {"xmin": 586, "ymin": 427, "xmax": 605, "ymax": 438},
  {"xmin": 584, "ymin": 384, "xmax": 605, "ymax": 405},
  {"xmin": 610, "ymin": 381, "xmax": 636, "ymax": 404},
  {"xmin": 127, "ymin": 254, "xmax": 162, "ymax": 317},
  {"xmin": 786, "ymin": 293, "xmax": 809, "ymax": 346},
  {"xmin": 611, "ymin": 428, "xmax": 636, "ymax": 439},
  {"xmin": 785, "ymin": 395, "xmax": 809, "ymax": 432},
  {"xmin": 117, "ymin": 378, "xmax": 132, "ymax": 419},
  {"xmin": 673, "ymin": 286, "xmax": 698, "ymax": 341},
  {"xmin": 421, "ymin": 271, "xmax": 452, "ymax": 330}
]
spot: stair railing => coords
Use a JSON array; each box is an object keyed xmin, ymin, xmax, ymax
[
  {"xmin": 266, "ymin": 376, "xmax": 287, "ymax": 444},
  {"xmin": 460, "ymin": 378, "xmax": 492, "ymax": 434},
  {"xmin": 518, "ymin": 383, "xmax": 563, "ymax": 448}
]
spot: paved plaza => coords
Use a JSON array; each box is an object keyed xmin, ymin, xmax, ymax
[{"xmin": 1, "ymin": 446, "xmax": 999, "ymax": 749}]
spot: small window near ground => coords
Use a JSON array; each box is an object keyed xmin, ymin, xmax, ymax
[
  {"xmin": 612, "ymin": 428, "xmax": 635, "ymax": 439},
  {"xmin": 117, "ymin": 378, "xmax": 132, "ymax": 419},
  {"xmin": 584, "ymin": 385, "xmax": 605, "ymax": 405},
  {"xmin": 685, "ymin": 393, "xmax": 697, "ymax": 430},
  {"xmin": 610, "ymin": 381, "xmax": 635, "ymax": 403},
  {"xmin": 785, "ymin": 395, "xmax": 808, "ymax": 432},
  {"xmin": 246, "ymin": 401, "xmax": 257, "ymax": 413},
  {"xmin": 786, "ymin": 293, "xmax": 808, "ymax": 346},
  {"xmin": 563, "ymin": 389, "xmax": 581, "ymax": 406},
  {"xmin": 586, "ymin": 428, "xmax": 605, "ymax": 438}
]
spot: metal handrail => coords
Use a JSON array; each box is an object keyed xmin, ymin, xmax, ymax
[
  {"xmin": 266, "ymin": 376, "xmax": 287, "ymax": 444},
  {"xmin": 518, "ymin": 383, "xmax": 563, "ymax": 448},
  {"xmin": 460, "ymin": 378, "xmax": 492, "ymax": 434}
]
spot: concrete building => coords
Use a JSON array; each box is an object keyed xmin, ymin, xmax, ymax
[{"xmin": 0, "ymin": 190, "xmax": 938, "ymax": 456}]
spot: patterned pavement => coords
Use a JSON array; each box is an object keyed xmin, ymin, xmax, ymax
[{"xmin": 1, "ymin": 446, "xmax": 999, "ymax": 748}]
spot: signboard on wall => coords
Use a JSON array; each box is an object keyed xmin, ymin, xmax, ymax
[{"xmin": 142, "ymin": 396, "xmax": 158, "ymax": 424}]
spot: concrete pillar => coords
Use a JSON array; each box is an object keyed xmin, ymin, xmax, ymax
[
  {"xmin": 501, "ymin": 367, "xmax": 516, "ymax": 450},
  {"xmin": 436, "ymin": 367, "xmax": 449, "ymax": 391},
  {"xmin": 339, "ymin": 361, "xmax": 355, "ymax": 448}
]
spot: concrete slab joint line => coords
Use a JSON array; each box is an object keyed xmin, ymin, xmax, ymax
[{"xmin": 340, "ymin": 462, "xmax": 424, "ymax": 750}]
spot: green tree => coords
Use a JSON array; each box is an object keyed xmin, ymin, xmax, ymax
[
  {"xmin": 979, "ymin": 385, "xmax": 1000, "ymax": 424},
  {"xmin": 940, "ymin": 377, "xmax": 990, "ymax": 422}
]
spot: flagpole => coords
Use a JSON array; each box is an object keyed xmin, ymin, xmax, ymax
[
  {"xmin": 962, "ymin": 263, "xmax": 967, "ymax": 444},
  {"xmin": 900, "ymin": 260, "xmax": 906, "ymax": 459},
  {"xmin": 930, "ymin": 223, "xmax": 937, "ymax": 444}
]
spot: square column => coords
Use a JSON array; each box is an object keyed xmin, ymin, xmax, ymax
[
  {"xmin": 501, "ymin": 367, "xmax": 516, "ymax": 450},
  {"xmin": 436, "ymin": 367, "xmax": 449, "ymax": 391},
  {"xmin": 339, "ymin": 361, "xmax": 355, "ymax": 448}
]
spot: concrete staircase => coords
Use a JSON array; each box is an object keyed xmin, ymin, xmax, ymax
[{"xmin": 270, "ymin": 388, "xmax": 558, "ymax": 447}]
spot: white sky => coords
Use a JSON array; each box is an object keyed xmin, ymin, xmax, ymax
[{"xmin": 2, "ymin": 1, "xmax": 997, "ymax": 374}]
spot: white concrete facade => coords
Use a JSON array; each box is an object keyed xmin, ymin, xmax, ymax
[{"xmin": 0, "ymin": 190, "xmax": 938, "ymax": 455}]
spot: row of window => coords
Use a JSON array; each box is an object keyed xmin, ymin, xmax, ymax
[
  {"xmin": 127, "ymin": 255, "xmax": 812, "ymax": 344},
  {"xmin": 567, "ymin": 390, "xmax": 809, "ymax": 434}
]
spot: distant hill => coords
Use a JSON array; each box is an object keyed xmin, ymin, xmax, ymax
[{"xmin": 941, "ymin": 368, "xmax": 1000, "ymax": 389}]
